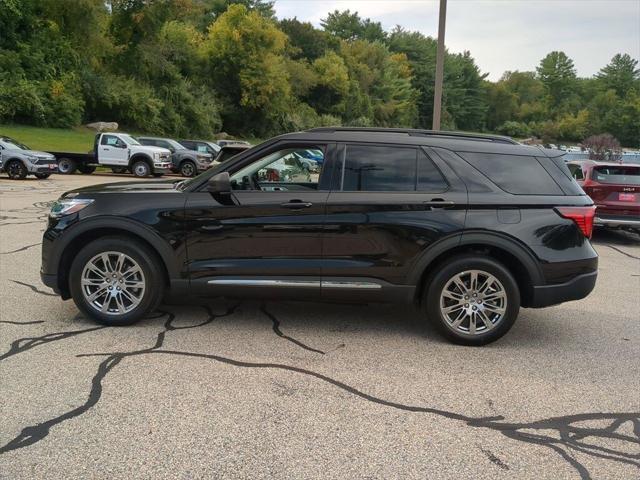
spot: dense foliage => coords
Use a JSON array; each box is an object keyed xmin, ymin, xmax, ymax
[{"xmin": 1, "ymin": 0, "xmax": 638, "ymax": 146}]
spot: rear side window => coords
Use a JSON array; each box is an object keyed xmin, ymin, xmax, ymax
[
  {"xmin": 592, "ymin": 166, "xmax": 640, "ymax": 185},
  {"xmin": 342, "ymin": 145, "xmax": 416, "ymax": 191},
  {"xmin": 458, "ymin": 152, "xmax": 562, "ymax": 195}
]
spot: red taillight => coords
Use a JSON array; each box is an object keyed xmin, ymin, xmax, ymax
[{"xmin": 555, "ymin": 206, "xmax": 597, "ymax": 239}]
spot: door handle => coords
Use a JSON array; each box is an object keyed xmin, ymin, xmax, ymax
[
  {"xmin": 423, "ymin": 199, "xmax": 455, "ymax": 209},
  {"xmin": 280, "ymin": 200, "xmax": 313, "ymax": 209},
  {"xmin": 103, "ymin": 148, "xmax": 110, "ymax": 151}
]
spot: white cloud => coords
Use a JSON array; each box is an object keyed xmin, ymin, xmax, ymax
[{"xmin": 273, "ymin": 0, "xmax": 640, "ymax": 80}]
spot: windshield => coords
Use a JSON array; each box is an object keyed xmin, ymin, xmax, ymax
[
  {"xmin": 593, "ymin": 166, "xmax": 640, "ymax": 185},
  {"xmin": 120, "ymin": 134, "xmax": 140, "ymax": 146},
  {"xmin": 0, "ymin": 137, "xmax": 30, "ymax": 150}
]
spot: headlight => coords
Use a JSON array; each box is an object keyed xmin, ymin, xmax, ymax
[
  {"xmin": 27, "ymin": 155, "xmax": 38, "ymax": 163},
  {"xmin": 197, "ymin": 155, "xmax": 210, "ymax": 162},
  {"xmin": 153, "ymin": 152, "xmax": 160, "ymax": 160},
  {"xmin": 49, "ymin": 198, "xmax": 94, "ymax": 218}
]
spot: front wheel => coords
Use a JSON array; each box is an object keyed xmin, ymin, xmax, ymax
[
  {"xmin": 69, "ymin": 236, "xmax": 164, "ymax": 325},
  {"xmin": 423, "ymin": 255, "xmax": 520, "ymax": 346},
  {"xmin": 131, "ymin": 160, "xmax": 151, "ymax": 178},
  {"xmin": 35, "ymin": 173, "xmax": 51, "ymax": 179},
  {"xmin": 180, "ymin": 160, "xmax": 197, "ymax": 177},
  {"xmin": 6, "ymin": 160, "xmax": 27, "ymax": 179}
]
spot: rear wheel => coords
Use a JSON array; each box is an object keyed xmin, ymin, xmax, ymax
[
  {"xmin": 6, "ymin": 160, "xmax": 27, "ymax": 179},
  {"xmin": 180, "ymin": 160, "xmax": 197, "ymax": 177},
  {"xmin": 131, "ymin": 160, "xmax": 151, "ymax": 178},
  {"xmin": 69, "ymin": 237, "xmax": 164, "ymax": 326},
  {"xmin": 57, "ymin": 158, "xmax": 77, "ymax": 174},
  {"xmin": 77, "ymin": 164, "xmax": 96, "ymax": 174},
  {"xmin": 35, "ymin": 173, "xmax": 51, "ymax": 179},
  {"xmin": 423, "ymin": 255, "xmax": 520, "ymax": 346}
]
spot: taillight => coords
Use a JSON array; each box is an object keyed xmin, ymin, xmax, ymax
[{"xmin": 555, "ymin": 206, "xmax": 597, "ymax": 239}]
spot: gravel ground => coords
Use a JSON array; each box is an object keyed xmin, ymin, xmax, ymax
[{"xmin": 0, "ymin": 174, "xmax": 639, "ymax": 480}]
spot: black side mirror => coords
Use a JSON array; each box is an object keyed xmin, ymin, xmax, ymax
[{"xmin": 207, "ymin": 172, "xmax": 231, "ymax": 194}]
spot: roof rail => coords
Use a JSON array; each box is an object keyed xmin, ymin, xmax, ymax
[{"xmin": 306, "ymin": 127, "xmax": 518, "ymax": 145}]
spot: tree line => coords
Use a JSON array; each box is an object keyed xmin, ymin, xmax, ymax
[{"xmin": 1, "ymin": 0, "xmax": 638, "ymax": 147}]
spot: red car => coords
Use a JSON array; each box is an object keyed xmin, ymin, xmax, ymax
[{"xmin": 567, "ymin": 160, "xmax": 640, "ymax": 233}]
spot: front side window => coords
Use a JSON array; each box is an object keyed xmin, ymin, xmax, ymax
[
  {"xmin": 101, "ymin": 135, "xmax": 121, "ymax": 147},
  {"xmin": 230, "ymin": 146, "xmax": 324, "ymax": 191}
]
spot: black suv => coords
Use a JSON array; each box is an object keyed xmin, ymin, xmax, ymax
[{"xmin": 41, "ymin": 128, "xmax": 598, "ymax": 345}]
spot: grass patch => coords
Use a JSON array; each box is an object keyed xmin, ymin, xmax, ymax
[{"xmin": 0, "ymin": 124, "xmax": 98, "ymax": 153}]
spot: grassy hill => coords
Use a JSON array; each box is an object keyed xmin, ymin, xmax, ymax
[{"xmin": 0, "ymin": 124, "xmax": 99, "ymax": 152}]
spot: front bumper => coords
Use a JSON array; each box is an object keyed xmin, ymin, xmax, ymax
[
  {"xmin": 152, "ymin": 162, "xmax": 172, "ymax": 173},
  {"xmin": 529, "ymin": 271, "xmax": 597, "ymax": 308},
  {"xmin": 40, "ymin": 271, "xmax": 61, "ymax": 295}
]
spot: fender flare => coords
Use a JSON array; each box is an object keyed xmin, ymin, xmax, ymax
[
  {"xmin": 129, "ymin": 154, "xmax": 153, "ymax": 168},
  {"xmin": 406, "ymin": 230, "xmax": 545, "ymax": 286},
  {"xmin": 53, "ymin": 216, "xmax": 182, "ymax": 280}
]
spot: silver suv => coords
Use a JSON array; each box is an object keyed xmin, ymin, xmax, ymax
[{"xmin": 0, "ymin": 136, "xmax": 58, "ymax": 179}]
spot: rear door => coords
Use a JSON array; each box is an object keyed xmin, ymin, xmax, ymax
[{"xmin": 322, "ymin": 143, "xmax": 467, "ymax": 298}]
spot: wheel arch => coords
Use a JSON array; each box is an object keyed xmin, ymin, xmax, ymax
[
  {"xmin": 129, "ymin": 154, "xmax": 153, "ymax": 168},
  {"xmin": 409, "ymin": 232, "xmax": 544, "ymax": 307},
  {"xmin": 54, "ymin": 218, "xmax": 179, "ymax": 299}
]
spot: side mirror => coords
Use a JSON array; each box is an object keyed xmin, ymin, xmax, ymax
[{"xmin": 207, "ymin": 172, "xmax": 231, "ymax": 194}]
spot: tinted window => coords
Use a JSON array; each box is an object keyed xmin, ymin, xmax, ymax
[
  {"xmin": 418, "ymin": 150, "xmax": 448, "ymax": 192},
  {"xmin": 568, "ymin": 164, "xmax": 584, "ymax": 180},
  {"xmin": 342, "ymin": 145, "xmax": 416, "ymax": 191},
  {"xmin": 458, "ymin": 152, "xmax": 562, "ymax": 195}
]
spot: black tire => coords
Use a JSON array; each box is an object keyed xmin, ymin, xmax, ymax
[
  {"xmin": 423, "ymin": 255, "xmax": 520, "ymax": 346},
  {"xmin": 131, "ymin": 159, "xmax": 151, "ymax": 177},
  {"xmin": 77, "ymin": 164, "xmax": 96, "ymax": 174},
  {"xmin": 69, "ymin": 236, "xmax": 164, "ymax": 326},
  {"xmin": 111, "ymin": 167, "xmax": 128, "ymax": 174},
  {"xmin": 35, "ymin": 173, "xmax": 51, "ymax": 179},
  {"xmin": 57, "ymin": 158, "xmax": 77, "ymax": 174},
  {"xmin": 6, "ymin": 160, "xmax": 27, "ymax": 180},
  {"xmin": 180, "ymin": 160, "xmax": 197, "ymax": 177}
]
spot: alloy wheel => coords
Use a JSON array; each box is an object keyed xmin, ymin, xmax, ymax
[
  {"xmin": 439, "ymin": 269, "xmax": 507, "ymax": 335},
  {"xmin": 81, "ymin": 251, "xmax": 146, "ymax": 315}
]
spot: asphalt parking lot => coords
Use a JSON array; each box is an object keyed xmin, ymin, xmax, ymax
[{"xmin": 0, "ymin": 174, "xmax": 639, "ymax": 479}]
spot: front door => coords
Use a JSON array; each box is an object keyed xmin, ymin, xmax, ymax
[
  {"xmin": 185, "ymin": 142, "xmax": 334, "ymax": 299},
  {"xmin": 99, "ymin": 135, "xmax": 128, "ymax": 165}
]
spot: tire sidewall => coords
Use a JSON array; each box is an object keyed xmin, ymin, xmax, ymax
[
  {"xmin": 69, "ymin": 237, "xmax": 163, "ymax": 326},
  {"xmin": 424, "ymin": 255, "xmax": 520, "ymax": 346},
  {"xmin": 57, "ymin": 158, "xmax": 76, "ymax": 174}
]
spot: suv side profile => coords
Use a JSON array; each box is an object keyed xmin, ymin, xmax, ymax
[
  {"xmin": 41, "ymin": 128, "xmax": 598, "ymax": 345},
  {"xmin": 137, "ymin": 136, "xmax": 213, "ymax": 177}
]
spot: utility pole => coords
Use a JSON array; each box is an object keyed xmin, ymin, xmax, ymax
[{"xmin": 432, "ymin": 0, "xmax": 447, "ymax": 131}]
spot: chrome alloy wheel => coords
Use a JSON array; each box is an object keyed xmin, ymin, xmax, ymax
[
  {"xmin": 81, "ymin": 251, "xmax": 146, "ymax": 315},
  {"xmin": 439, "ymin": 270, "xmax": 507, "ymax": 335}
]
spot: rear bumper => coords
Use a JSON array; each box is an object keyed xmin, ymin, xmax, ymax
[{"xmin": 529, "ymin": 271, "xmax": 597, "ymax": 308}]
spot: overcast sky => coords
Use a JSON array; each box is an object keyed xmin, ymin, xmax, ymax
[{"xmin": 273, "ymin": 0, "xmax": 640, "ymax": 81}]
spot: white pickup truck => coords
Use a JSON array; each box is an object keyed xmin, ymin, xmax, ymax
[{"xmin": 50, "ymin": 133, "xmax": 173, "ymax": 177}]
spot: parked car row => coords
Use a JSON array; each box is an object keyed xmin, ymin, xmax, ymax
[{"xmin": 0, "ymin": 132, "xmax": 251, "ymax": 180}]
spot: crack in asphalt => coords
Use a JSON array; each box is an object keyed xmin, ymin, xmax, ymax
[
  {"xmin": 603, "ymin": 244, "xmax": 640, "ymax": 261},
  {"xmin": 10, "ymin": 279, "xmax": 58, "ymax": 297},
  {"xmin": 0, "ymin": 242, "xmax": 41, "ymax": 255},
  {"xmin": 0, "ymin": 320, "xmax": 45, "ymax": 325},
  {"xmin": 261, "ymin": 303, "xmax": 327, "ymax": 355},
  {"xmin": 0, "ymin": 306, "xmax": 637, "ymax": 479},
  {"xmin": 479, "ymin": 447, "xmax": 510, "ymax": 470},
  {"xmin": 0, "ymin": 326, "xmax": 106, "ymax": 363}
]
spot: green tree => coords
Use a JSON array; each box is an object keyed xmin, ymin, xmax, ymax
[
  {"xmin": 321, "ymin": 10, "xmax": 386, "ymax": 42},
  {"xmin": 202, "ymin": 4, "xmax": 291, "ymax": 135},
  {"xmin": 536, "ymin": 51, "xmax": 577, "ymax": 108},
  {"xmin": 596, "ymin": 53, "xmax": 640, "ymax": 97},
  {"xmin": 279, "ymin": 18, "xmax": 334, "ymax": 60}
]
